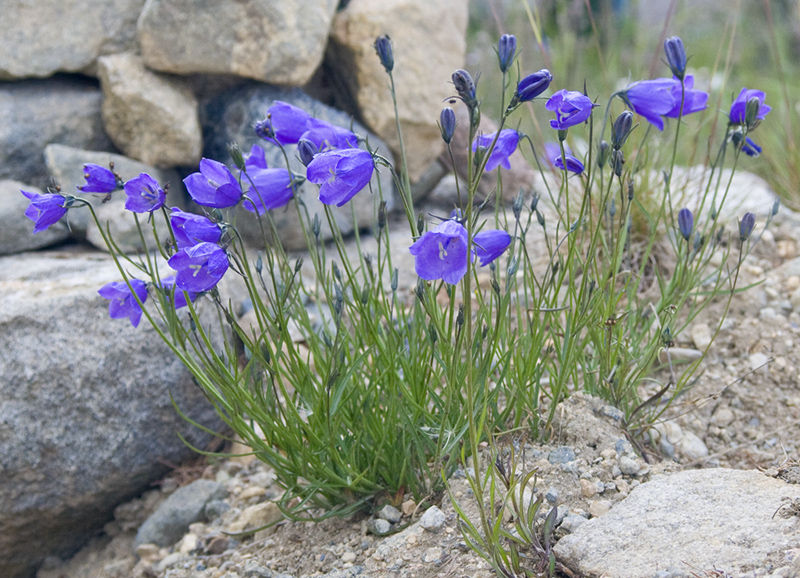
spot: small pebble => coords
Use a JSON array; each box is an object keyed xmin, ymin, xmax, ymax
[
  {"xmin": 419, "ymin": 506, "xmax": 446, "ymax": 532},
  {"xmin": 401, "ymin": 499, "xmax": 416, "ymax": 517},
  {"xmin": 178, "ymin": 533, "xmax": 198, "ymax": 555},
  {"xmin": 422, "ymin": 546, "xmax": 444, "ymax": 563},
  {"xmin": 206, "ymin": 535, "xmax": 229, "ymax": 555},
  {"xmin": 341, "ymin": 551, "xmax": 357, "ymax": 563},
  {"xmin": 136, "ymin": 543, "xmax": 160, "ymax": 560},
  {"xmin": 377, "ymin": 505, "xmax": 402, "ymax": 523},
  {"xmin": 614, "ymin": 439, "xmax": 633, "ymax": 455},
  {"xmin": 545, "ymin": 487, "xmax": 559, "ymax": 504},
  {"xmin": 239, "ymin": 486, "xmax": 266, "ymax": 500},
  {"xmin": 367, "ymin": 518, "xmax": 392, "ymax": 536},
  {"xmin": 618, "ymin": 455, "xmax": 641, "ymax": 476},
  {"xmin": 548, "ymin": 446, "xmax": 576, "ymax": 464},
  {"xmin": 580, "ymin": 479, "xmax": 597, "ymax": 498},
  {"xmin": 691, "ymin": 323, "xmax": 712, "ymax": 350},
  {"xmin": 205, "ymin": 500, "xmax": 230, "ymax": 522},
  {"xmin": 588, "ymin": 500, "xmax": 612, "ymax": 517}
]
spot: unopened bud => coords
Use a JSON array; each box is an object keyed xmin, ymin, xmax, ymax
[
  {"xmin": 498, "ymin": 34, "xmax": 517, "ymax": 73},
  {"xmin": 664, "ymin": 36, "xmax": 687, "ymax": 80},
  {"xmin": 439, "ymin": 107, "xmax": 456, "ymax": 144},
  {"xmin": 739, "ymin": 212, "xmax": 756, "ymax": 242},
  {"xmin": 611, "ymin": 111, "xmax": 634, "ymax": 151},
  {"xmin": 228, "ymin": 143, "xmax": 245, "ymax": 170},
  {"xmin": 298, "ymin": 139, "xmax": 318, "ymax": 166},
  {"xmin": 374, "ymin": 35, "xmax": 394, "ymax": 73}
]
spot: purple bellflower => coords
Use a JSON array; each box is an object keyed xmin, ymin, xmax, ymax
[
  {"xmin": 409, "ymin": 219, "xmax": 511, "ymax": 284},
  {"xmin": 739, "ymin": 212, "xmax": 756, "ymax": 242},
  {"xmin": 741, "ymin": 137, "xmax": 762, "ymax": 157},
  {"xmin": 498, "ymin": 34, "xmax": 517, "ymax": 73},
  {"xmin": 244, "ymin": 144, "xmax": 268, "ymax": 172},
  {"xmin": 168, "ymin": 242, "xmax": 229, "ymax": 293},
  {"xmin": 183, "ymin": 158, "xmax": 243, "ymax": 208},
  {"xmin": 306, "ymin": 148, "xmax": 374, "ymax": 207},
  {"xmin": 297, "ymin": 139, "xmax": 319, "ymax": 166},
  {"xmin": 664, "ymin": 75, "xmax": 708, "ymax": 119},
  {"xmin": 78, "ymin": 163, "xmax": 118, "ymax": 193},
  {"xmin": 546, "ymin": 90, "xmax": 596, "ymax": 130},
  {"xmin": 677, "ymin": 208, "xmax": 694, "ymax": 241},
  {"xmin": 729, "ymin": 88, "xmax": 771, "ymax": 125},
  {"xmin": 472, "ymin": 129, "xmax": 520, "ymax": 172},
  {"xmin": 158, "ymin": 275, "xmax": 198, "ymax": 310},
  {"xmin": 554, "ymin": 155, "xmax": 585, "ymax": 175},
  {"xmin": 255, "ymin": 101, "xmax": 312, "ymax": 146},
  {"xmin": 243, "ymin": 168, "xmax": 294, "ymax": 214},
  {"xmin": 98, "ymin": 279, "xmax": 148, "ymax": 327},
  {"xmin": 664, "ymin": 36, "xmax": 687, "ymax": 80},
  {"xmin": 301, "ymin": 118, "xmax": 358, "ymax": 152},
  {"xmin": 624, "ymin": 78, "xmax": 677, "ymax": 131},
  {"xmin": 21, "ymin": 190, "xmax": 68, "ymax": 233},
  {"xmin": 440, "ymin": 107, "xmax": 456, "ymax": 144},
  {"xmin": 170, "ymin": 208, "xmax": 222, "ymax": 249},
  {"xmin": 123, "ymin": 173, "xmax": 166, "ymax": 213},
  {"xmin": 515, "ymin": 69, "xmax": 553, "ymax": 103},
  {"xmin": 544, "ymin": 142, "xmax": 573, "ymax": 167}
]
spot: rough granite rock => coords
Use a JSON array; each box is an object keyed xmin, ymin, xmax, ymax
[
  {"xmin": 138, "ymin": 0, "xmax": 337, "ymax": 84},
  {"xmin": 0, "ymin": 0, "xmax": 145, "ymax": 79},
  {"xmin": 202, "ymin": 84, "xmax": 395, "ymax": 251},
  {"xmin": 97, "ymin": 53, "xmax": 202, "ymax": 167},
  {"xmin": 0, "ymin": 252, "xmax": 224, "ymax": 578},
  {"xmin": 0, "ymin": 77, "xmax": 116, "ymax": 190},
  {"xmin": 0, "ymin": 180, "xmax": 71, "ymax": 255},
  {"xmin": 553, "ymin": 468, "xmax": 800, "ymax": 578},
  {"xmin": 44, "ymin": 144, "xmax": 186, "ymax": 252},
  {"xmin": 328, "ymin": 0, "xmax": 469, "ymax": 183}
]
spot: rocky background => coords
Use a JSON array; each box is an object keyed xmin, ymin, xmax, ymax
[{"xmin": 0, "ymin": 1, "xmax": 468, "ymax": 577}]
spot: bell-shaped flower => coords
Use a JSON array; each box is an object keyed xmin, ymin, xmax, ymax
[
  {"xmin": 741, "ymin": 137, "xmax": 762, "ymax": 157},
  {"xmin": 168, "ymin": 242, "xmax": 229, "ymax": 293},
  {"xmin": 664, "ymin": 75, "xmax": 708, "ymax": 119},
  {"xmin": 516, "ymin": 69, "xmax": 553, "ymax": 102},
  {"xmin": 78, "ymin": 163, "xmax": 118, "ymax": 193},
  {"xmin": 255, "ymin": 101, "xmax": 312, "ymax": 146},
  {"xmin": 544, "ymin": 142, "xmax": 573, "ymax": 167},
  {"xmin": 546, "ymin": 90, "xmax": 596, "ymax": 130},
  {"xmin": 306, "ymin": 148, "xmax": 374, "ymax": 207},
  {"xmin": 473, "ymin": 229, "xmax": 512, "ymax": 266},
  {"xmin": 169, "ymin": 208, "xmax": 222, "ymax": 249},
  {"xmin": 183, "ymin": 158, "xmax": 243, "ymax": 208},
  {"xmin": 243, "ymin": 168, "xmax": 294, "ymax": 214},
  {"xmin": 301, "ymin": 118, "xmax": 358, "ymax": 152},
  {"xmin": 244, "ymin": 144, "xmax": 268, "ymax": 172},
  {"xmin": 729, "ymin": 88, "xmax": 771, "ymax": 125},
  {"xmin": 123, "ymin": 173, "xmax": 166, "ymax": 213},
  {"xmin": 472, "ymin": 129, "xmax": 520, "ymax": 172},
  {"xmin": 21, "ymin": 190, "xmax": 68, "ymax": 234},
  {"xmin": 98, "ymin": 279, "xmax": 148, "ymax": 327},
  {"xmin": 554, "ymin": 154, "xmax": 585, "ymax": 175},
  {"xmin": 624, "ymin": 78, "xmax": 677, "ymax": 131}
]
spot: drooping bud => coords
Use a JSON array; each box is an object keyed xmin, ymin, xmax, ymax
[
  {"xmin": 664, "ymin": 36, "xmax": 687, "ymax": 80},
  {"xmin": 739, "ymin": 212, "xmax": 756, "ymax": 242},
  {"xmin": 498, "ymin": 34, "xmax": 517, "ymax": 73},
  {"xmin": 374, "ymin": 35, "xmax": 394, "ymax": 73},
  {"xmin": 677, "ymin": 208, "xmax": 694, "ymax": 241},
  {"xmin": 611, "ymin": 110, "xmax": 634, "ymax": 151},
  {"xmin": 439, "ymin": 107, "xmax": 456, "ymax": 144}
]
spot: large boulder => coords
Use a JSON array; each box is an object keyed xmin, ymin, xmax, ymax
[
  {"xmin": 97, "ymin": 53, "xmax": 202, "ymax": 167},
  {"xmin": 0, "ymin": 180, "xmax": 71, "ymax": 255},
  {"xmin": 328, "ymin": 0, "xmax": 469, "ymax": 183},
  {"xmin": 0, "ymin": 77, "xmax": 115, "ymax": 190},
  {"xmin": 138, "ymin": 0, "xmax": 338, "ymax": 84},
  {"xmin": 202, "ymin": 84, "xmax": 395, "ymax": 251},
  {"xmin": 0, "ymin": 0, "xmax": 145, "ymax": 79},
  {"xmin": 0, "ymin": 251, "xmax": 225, "ymax": 578},
  {"xmin": 44, "ymin": 144, "xmax": 186, "ymax": 252}
]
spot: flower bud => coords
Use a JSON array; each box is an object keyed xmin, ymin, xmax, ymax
[
  {"xmin": 627, "ymin": 178, "xmax": 635, "ymax": 201},
  {"xmin": 228, "ymin": 143, "xmax": 246, "ymax": 170},
  {"xmin": 513, "ymin": 69, "xmax": 553, "ymax": 104},
  {"xmin": 772, "ymin": 198, "xmax": 781, "ymax": 216},
  {"xmin": 254, "ymin": 117, "xmax": 274, "ymax": 142},
  {"xmin": 677, "ymin": 207, "xmax": 693, "ymax": 241},
  {"xmin": 298, "ymin": 138, "xmax": 318, "ymax": 166},
  {"xmin": 597, "ymin": 140, "xmax": 610, "ymax": 168},
  {"xmin": 611, "ymin": 110, "xmax": 634, "ymax": 151},
  {"xmin": 530, "ymin": 192, "xmax": 540, "ymax": 213},
  {"xmin": 452, "ymin": 69, "xmax": 478, "ymax": 109},
  {"xmin": 439, "ymin": 107, "xmax": 456, "ymax": 144},
  {"xmin": 745, "ymin": 97, "xmax": 762, "ymax": 130},
  {"xmin": 512, "ymin": 190, "xmax": 524, "ymax": 219},
  {"xmin": 378, "ymin": 200, "xmax": 387, "ymax": 231},
  {"xmin": 374, "ymin": 35, "xmax": 394, "ymax": 73},
  {"xmin": 536, "ymin": 209, "xmax": 545, "ymax": 228},
  {"xmin": 391, "ymin": 268, "xmax": 398, "ymax": 292},
  {"xmin": 739, "ymin": 212, "xmax": 756, "ymax": 242},
  {"xmin": 498, "ymin": 34, "xmax": 517, "ymax": 73},
  {"xmin": 612, "ymin": 149, "xmax": 625, "ymax": 177},
  {"xmin": 664, "ymin": 36, "xmax": 687, "ymax": 80}
]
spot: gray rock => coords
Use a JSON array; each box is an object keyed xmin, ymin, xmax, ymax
[
  {"xmin": 138, "ymin": 0, "xmax": 337, "ymax": 85},
  {"xmin": 204, "ymin": 500, "xmax": 231, "ymax": 522},
  {"xmin": 1, "ymin": 180, "xmax": 71, "ymax": 255},
  {"xmin": 44, "ymin": 144, "xmax": 186, "ymax": 252},
  {"xmin": 0, "ymin": 77, "xmax": 115, "ymax": 190},
  {"xmin": 559, "ymin": 513, "xmax": 588, "ymax": 533},
  {"xmin": 328, "ymin": 0, "xmax": 468, "ymax": 183},
  {"xmin": 243, "ymin": 559, "xmax": 274, "ymax": 577},
  {"xmin": 545, "ymin": 487, "xmax": 559, "ymax": 505},
  {"xmin": 366, "ymin": 518, "xmax": 392, "ymax": 536},
  {"xmin": 618, "ymin": 455, "xmax": 641, "ymax": 476},
  {"xmin": 554, "ymin": 469, "xmax": 800, "ymax": 578},
  {"xmin": 136, "ymin": 479, "xmax": 227, "ymax": 547},
  {"xmin": 377, "ymin": 505, "xmax": 402, "ymax": 523},
  {"xmin": 97, "ymin": 53, "xmax": 202, "ymax": 167},
  {"xmin": 0, "ymin": 0, "xmax": 144, "ymax": 79},
  {"xmin": 419, "ymin": 506, "xmax": 446, "ymax": 532},
  {"xmin": 0, "ymin": 252, "xmax": 223, "ymax": 578},
  {"xmin": 548, "ymin": 446, "xmax": 577, "ymax": 464},
  {"xmin": 202, "ymin": 84, "xmax": 394, "ymax": 251}
]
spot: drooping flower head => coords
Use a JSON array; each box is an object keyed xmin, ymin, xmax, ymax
[
  {"xmin": 306, "ymin": 148, "xmax": 374, "ymax": 207},
  {"xmin": 554, "ymin": 155, "xmax": 585, "ymax": 175},
  {"xmin": 452, "ymin": 69, "xmax": 478, "ymax": 110},
  {"xmin": 729, "ymin": 88, "xmax": 771, "ymax": 125},
  {"xmin": 623, "ymin": 78, "xmax": 678, "ymax": 131},
  {"xmin": 158, "ymin": 275, "xmax": 198, "ymax": 310},
  {"xmin": 498, "ymin": 34, "xmax": 517, "ymax": 73},
  {"xmin": 664, "ymin": 75, "xmax": 708, "ymax": 119},
  {"xmin": 78, "ymin": 163, "xmax": 118, "ymax": 193},
  {"xmin": 243, "ymin": 168, "xmax": 294, "ymax": 214},
  {"xmin": 21, "ymin": 190, "xmax": 68, "ymax": 234},
  {"xmin": 167, "ymin": 242, "xmax": 229, "ymax": 293},
  {"xmin": 544, "ymin": 142, "xmax": 573, "ymax": 167},
  {"xmin": 301, "ymin": 118, "xmax": 358, "ymax": 152},
  {"xmin": 244, "ymin": 144, "xmax": 268, "ymax": 172},
  {"xmin": 677, "ymin": 208, "xmax": 694, "ymax": 241},
  {"xmin": 98, "ymin": 279, "xmax": 148, "ymax": 327},
  {"xmin": 664, "ymin": 36, "xmax": 687, "ymax": 80},
  {"xmin": 741, "ymin": 137, "xmax": 762, "ymax": 157},
  {"xmin": 473, "ymin": 229, "xmax": 512, "ymax": 266},
  {"xmin": 255, "ymin": 101, "xmax": 312, "ymax": 146},
  {"xmin": 546, "ymin": 90, "xmax": 596, "ymax": 130},
  {"xmin": 169, "ymin": 208, "xmax": 222, "ymax": 249},
  {"xmin": 514, "ymin": 69, "xmax": 553, "ymax": 104},
  {"xmin": 183, "ymin": 158, "xmax": 243, "ymax": 208},
  {"xmin": 123, "ymin": 173, "xmax": 166, "ymax": 213},
  {"xmin": 472, "ymin": 129, "xmax": 520, "ymax": 172}
]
